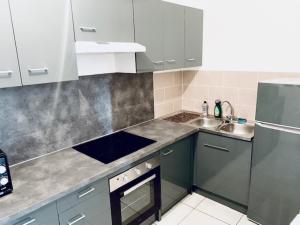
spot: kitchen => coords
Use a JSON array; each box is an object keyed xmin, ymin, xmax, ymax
[{"xmin": 0, "ymin": 0, "xmax": 300, "ymax": 225}]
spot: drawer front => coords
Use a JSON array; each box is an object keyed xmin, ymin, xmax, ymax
[
  {"xmin": 59, "ymin": 192, "xmax": 112, "ymax": 225},
  {"xmin": 195, "ymin": 132, "xmax": 252, "ymax": 205},
  {"xmin": 57, "ymin": 178, "xmax": 108, "ymax": 214},
  {"xmin": 8, "ymin": 203, "xmax": 59, "ymax": 225}
]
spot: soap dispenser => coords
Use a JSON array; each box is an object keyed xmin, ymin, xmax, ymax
[{"xmin": 214, "ymin": 100, "xmax": 222, "ymax": 118}]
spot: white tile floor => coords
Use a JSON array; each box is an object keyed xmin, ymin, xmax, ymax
[{"xmin": 153, "ymin": 193, "xmax": 257, "ymax": 225}]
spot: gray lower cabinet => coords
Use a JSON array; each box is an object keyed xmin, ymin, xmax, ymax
[
  {"xmin": 0, "ymin": 0, "xmax": 22, "ymax": 88},
  {"xmin": 195, "ymin": 132, "xmax": 252, "ymax": 206},
  {"xmin": 59, "ymin": 192, "xmax": 112, "ymax": 225},
  {"xmin": 58, "ymin": 178, "xmax": 112, "ymax": 225},
  {"xmin": 184, "ymin": 7, "xmax": 203, "ymax": 68},
  {"xmin": 7, "ymin": 203, "xmax": 59, "ymax": 225},
  {"xmin": 71, "ymin": 0, "xmax": 134, "ymax": 42},
  {"xmin": 9, "ymin": 0, "xmax": 78, "ymax": 85},
  {"xmin": 134, "ymin": 0, "xmax": 164, "ymax": 72},
  {"xmin": 160, "ymin": 136, "xmax": 193, "ymax": 213},
  {"xmin": 163, "ymin": 2, "xmax": 185, "ymax": 70}
]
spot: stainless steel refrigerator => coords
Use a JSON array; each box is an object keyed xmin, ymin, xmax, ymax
[{"xmin": 248, "ymin": 79, "xmax": 300, "ymax": 225}]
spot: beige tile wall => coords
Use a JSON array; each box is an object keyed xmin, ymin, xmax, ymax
[
  {"xmin": 153, "ymin": 71, "xmax": 183, "ymax": 118},
  {"xmin": 154, "ymin": 70, "xmax": 300, "ymax": 120},
  {"xmin": 182, "ymin": 71, "xmax": 300, "ymax": 121}
]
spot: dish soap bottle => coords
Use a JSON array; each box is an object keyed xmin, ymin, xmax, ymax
[
  {"xmin": 202, "ymin": 101, "xmax": 209, "ymax": 117},
  {"xmin": 214, "ymin": 100, "xmax": 222, "ymax": 118}
]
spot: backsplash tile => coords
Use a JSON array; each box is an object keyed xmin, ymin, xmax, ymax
[
  {"xmin": 153, "ymin": 72, "xmax": 183, "ymax": 118},
  {"xmin": 154, "ymin": 70, "xmax": 300, "ymax": 121},
  {"xmin": 0, "ymin": 73, "xmax": 154, "ymax": 165}
]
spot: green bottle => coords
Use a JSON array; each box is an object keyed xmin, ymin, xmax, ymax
[{"xmin": 214, "ymin": 99, "xmax": 222, "ymax": 118}]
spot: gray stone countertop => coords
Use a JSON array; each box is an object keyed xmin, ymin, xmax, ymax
[{"xmin": 0, "ymin": 119, "xmax": 197, "ymax": 224}]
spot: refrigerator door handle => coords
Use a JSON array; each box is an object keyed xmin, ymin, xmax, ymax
[{"xmin": 256, "ymin": 121, "xmax": 300, "ymax": 135}]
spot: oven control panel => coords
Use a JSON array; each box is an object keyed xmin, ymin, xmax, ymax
[{"xmin": 109, "ymin": 157, "xmax": 160, "ymax": 192}]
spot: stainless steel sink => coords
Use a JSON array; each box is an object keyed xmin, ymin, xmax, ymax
[
  {"xmin": 189, "ymin": 117, "xmax": 223, "ymax": 129},
  {"xmin": 218, "ymin": 123, "xmax": 254, "ymax": 137}
]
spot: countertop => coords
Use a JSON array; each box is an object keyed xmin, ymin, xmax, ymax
[{"xmin": 0, "ymin": 119, "xmax": 197, "ymax": 224}]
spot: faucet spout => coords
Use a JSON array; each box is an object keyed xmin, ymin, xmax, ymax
[{"xmin": 222, "ymin": 101, "xmax": 234, "ymax": 123}]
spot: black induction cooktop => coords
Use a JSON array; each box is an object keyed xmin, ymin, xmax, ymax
[{"xmin": 73, "ymin": 131, "xmax": 156, "ymax": 164}]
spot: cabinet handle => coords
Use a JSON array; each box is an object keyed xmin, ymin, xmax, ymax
[
  {"xmin": 67, "ymin": 214, "xmax": 86, "ymax": 225},
  {"xmin": 162, "ymin": 149, "xmax": 174, "ymax": 156},
  {"xmin": 166, "ymin": 59, "xmax": 176, "ymax": 63},
  {"xmin": 0, "ymin": 70, "xmax": 13, "ymax": 78},
  {"xmin": 80, "ymin": 27, "xmax": 97, "ymax": 32},
  {"xmin": 186, "ymin": 58, "xmax": 195, "ymax": 62},
  {"xmin": 204, "ymin": 144, "xmax": 230, "ymax": 152},
  {"xmin": 78, "ymin": 187, "xmax": 95, "ymax": 199},
  {"xmin": 16, "ymin": 218, "xmax": 36, "ymax": 225},
  {"xmin": 28, "ymin": 68, "xmax": 48, "ymax": 75},
  {"xmin": 153, "ymin": 61, "xmax": 164, "ymax": 65}
]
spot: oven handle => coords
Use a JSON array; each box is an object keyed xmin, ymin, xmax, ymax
[{"xmin": 123, "ymin": 174, "xmax": 156, "ymax": 196}]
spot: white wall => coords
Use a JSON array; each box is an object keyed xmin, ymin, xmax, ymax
[{"xmin": 165, "ymin": 0, "xmax": 300, "ymax": 72}]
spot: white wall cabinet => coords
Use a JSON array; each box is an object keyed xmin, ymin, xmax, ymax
[
  {"xmin": 0, "ymin": 0, "xmax": 22, "ymax": 88},
  {"xmin": 71, "ymin": 0, "xmax": 134, "ymax": 42},
  {"xmin": 9, "ymin": 0, "xmax": 78, "ymax": 85}
]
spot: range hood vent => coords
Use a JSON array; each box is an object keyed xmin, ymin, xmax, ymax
[{"xmin": 75, "ymin": 41, "xmax": 146, "ymax": 76}]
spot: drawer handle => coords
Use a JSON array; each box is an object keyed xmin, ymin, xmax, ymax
[
  {"xmin": 0, "ymin": 70, "xmax": 13, "ymax": 78},
  {"xmin": 28, "ymin": 68, "xmax": 48, "ymax": 75},
  {"xmin": 68, "ymin": 214, "xmax": 86, "ymax": 225},
  {"xmin": 17, "ymin": 218, "xmax": 36, "ymax": 225},
  {"xmin": 80, "ymin": 27, "xmax": 97, "ymax": 32},
  {"xmin": 153, "ymin": 61, "xmax": 164, "ymax": 65},
  {"xmin": 162, "ymin": 149, "xmax": 174, "ymax": 156},
  {"xmin": 204, "ymin": 144, "xmax": 230, "ymax": 152},
  {"xmin": 186, "ymin": 58, "xmax": 195, "ymax": 61},
  {"xmin": 78, "ymin": 187, "xmax": 95, "ymax": 199},
  {"xmin": 166, "ymin": 59, "xmax": 176, "ymax": 63}
]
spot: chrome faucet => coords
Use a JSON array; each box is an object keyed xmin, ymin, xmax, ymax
[{"xmin": 222, "ymin": 101, "xmax": 234, "ymax": 123}]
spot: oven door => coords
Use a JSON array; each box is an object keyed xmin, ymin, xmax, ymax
[{"xmin": 110, "ymin": 167, "xmax": 161, "ymax": 225}]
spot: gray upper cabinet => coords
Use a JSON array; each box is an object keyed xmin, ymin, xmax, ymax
[
  {"xmin": 0, "ymin": 0, "xmax": 22, "ymax": 88},
  {"xmin": 195, "ymin": 132, "xmax": 252, "ymax": 206},
  {"xmin": 9, "ymin": 0, "xmax": 78, "ymax": 85},
  {"xmin": 134, "ymin": 0, "xmax": 164, "ymax": 72},
  {"xmin": 134, "ymin": 1, "xmax": 203, "ymax": 72},
  {"xmin": 71, "ymin": 0, "xmax": 134, "ymax": 42},
  {"xmin": 7, "ymin": 203, "xmax": 59, "ymax": 225},
  {"xmin": 163, "ymin": 2, "xmax": 185, "ymax": 70},
  {"xmin": 184, "ymin": 7, "xmax": 203, "ymax": 68}
]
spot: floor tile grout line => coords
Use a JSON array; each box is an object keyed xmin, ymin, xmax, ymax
[
  {"xmin": 194, "ymin": 208, "xmax": 232, "ymax": 225},
  {"xmin": 175, "ymin": 205, "xmax": 195, "ymax": 225},
  {"xmin": 181, "ymin": 196, "xmax": 206, "ymax": 209},
  {"xmin": 177, "ymin": 208, "xmax": 197, "ymax": 225},
  {"xmin": 236, "ymin": 214, "xmax": 244, "ymax": 225}
]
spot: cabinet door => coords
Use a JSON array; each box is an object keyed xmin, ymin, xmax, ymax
[
  {"xmin": 9, "ymin": 0, "xmax": 78, "ymax": 85},
  {"xmin": 184, "ymin": 7, "xmax": 203, "ymax": 68},
  {"xmin": 0, "ymin": 0, "xmax": 22, "ymax": 88},
  {"xmin": 72, "ymin": 0, "xmax": 134, "ymax": 42},
  {"xmin": 59, "ymin": 192, "xmax": 112, "ymax": 225},
  {"xmin": 195, "ymin": 132, "xmax": 251, "ymax": 206},
  {"xmin": 134, "ymin": 0, "xmax": 164, "ymax": 72},
  {"xmin": 8, "ymin": 203, "xmax": 59, "ymax": 225},
  {"xmin": 163, "ymin": 2, "xmax": 185, "ymax": 70},
  {"xmin": 160, "ymin": 137, "xmax": 192, "ymax": 213}
]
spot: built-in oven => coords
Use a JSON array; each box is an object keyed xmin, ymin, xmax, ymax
[{"xmin": 109, "ymin": 157, "xmax": 161, "ymax": 225}]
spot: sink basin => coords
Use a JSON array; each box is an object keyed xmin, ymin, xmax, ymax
[
  {"xmin": 218, "ymin": 123, "xmax": 254, "ymax": 136},
  {"xmin": 189, "ymin": 117, "xmax": 222, "ymax": 129}
]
